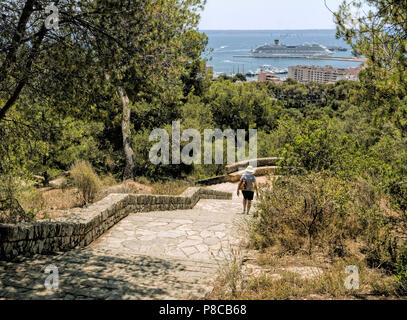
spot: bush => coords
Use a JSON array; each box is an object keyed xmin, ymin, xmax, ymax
[
  {"xmin": 279, "ymin": 118, "xmax": 362, "ymax": 177},
  {"xmin": 0, "ymin": 174, "xmax": 35, "ymax": 223},
  {"xmin": 394, "ymin": 243, "xmax": 407, "ymax": 295},
  {"xmin": 251, "ymin": 173, "xmax": 394, "ymax": 257},
  {"xmin": 18, "ymin": 187, "xmax": 45, "ymax": 219},
  {"xmin": 362, "ymin": 212, "xmax": 399, "ymax": 271},
  {"xmin": 69, "ymin": 160, "xmax": 101, "ymax": 204}
]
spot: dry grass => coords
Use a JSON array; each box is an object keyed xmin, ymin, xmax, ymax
[
  {"xmin": 209, "ymin": 174, "xmax": 406, "ymax": 300},
  {"xmin": 208, "ymin": 173, "xmax": 407, "ymax": 300},
  {"xmin": 208, "ymin": 249, "xmax": 400, "ymax": 300},
  {"xmin": 20, "ymin": 187, "xmax": 82, "ymax": 220},
  {"xmin": 211, "ymin": 248, "xmax": 245, "ymax": 299},
  {"xmin": 40, "ymin": 188, "xmax": 82, "ymax": 210},
  {"xmin": 37, "ymin": 180, "xmax": 154, "ymax": 216},
  {"xmin": 150, "ymin": 180, "xmax": 192, "ymax": 196},
  {"xmin": 100, "ymin": 174, "xmax": 118, "ymax": 188},
  {"xmin": 17, "ymin": 175, "xmax": 157, "ymax": 220},
  {"xmin": 96, "ymin": 180, "xmax": 153, "ymax": 200},
  {"xmin": 25, "ymin": 175, "xmax": 191, "ymax": 219},
  {"xmin": 24, "ymin": 177, "xmax": 190, "ymax": 220}
]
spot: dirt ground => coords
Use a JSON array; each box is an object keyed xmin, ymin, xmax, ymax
[{"xmin": 35, "ymin": 181, "xmax": 154, "ymax": 220}]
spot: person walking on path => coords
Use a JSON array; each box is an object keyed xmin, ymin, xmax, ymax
[{"xmin": 237, "ymin": 165, "xmax": 258, "ymax": 214}]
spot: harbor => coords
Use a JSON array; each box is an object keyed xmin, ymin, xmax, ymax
[
  {"xmin": 204, "ymin": 30, "xmax": 366, "ymax": 77},
  {"xmin": 232, "ymin": 54, "xmax": 367, "ymax": 62}
]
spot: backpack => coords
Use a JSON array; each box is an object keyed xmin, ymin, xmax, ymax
[{"xmin": 239, "ymin": 176, "xmax": 247, "ymax": 191}]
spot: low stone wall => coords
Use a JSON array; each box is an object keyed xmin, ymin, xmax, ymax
[
  {"xmin": 0, "ymin": 188, "xmax": 231, "ymax": 260},
  {"xmin": 196, "ymin": 175, "xmax": 229, "ymax": 186},
  {"xmin": 197, "ymin": 166, "xmax": 281, "ymax": 185},
  {"xmin": 227, "ymin": 166, "xmax": 280, "ymax": 182},
  {"xmin": 225, "ymin": 157, "xmax": 283, "ymax": 174}
]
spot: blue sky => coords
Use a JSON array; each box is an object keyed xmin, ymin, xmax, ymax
[{"xmin": 199, "ymin": 0, "xmax": 344, "ymax": 30}]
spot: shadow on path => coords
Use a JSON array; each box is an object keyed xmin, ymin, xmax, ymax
[{"xmin": 0, "ymin": 248, "xmax": 203, "ymax": 300}]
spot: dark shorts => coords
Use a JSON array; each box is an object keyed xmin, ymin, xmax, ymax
[{"xmin": 242, "ymin": 191, "xmax": 254, "ymax": 201}]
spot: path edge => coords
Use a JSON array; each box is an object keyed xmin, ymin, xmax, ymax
[{"xmin": 0, "ymin": 187, "xmax": 232, "ymax": 260}]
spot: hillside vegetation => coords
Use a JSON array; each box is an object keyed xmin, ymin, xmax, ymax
[{"xmin": 1, "ymin": 0, "xmax": 406, "ymax": 299}]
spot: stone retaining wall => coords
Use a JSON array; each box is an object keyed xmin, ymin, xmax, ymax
[
  {"xmin": 196, "ymin": 175, "xmax": 229, "ymax": 186},
  {"xmin": 197, "ymin": 166, "xmax": 281, "ymax": 185},
  {"xmin": 0, "ymin": 188, "xmax": 231, "ymax": 260},
  {"xmin": 225, "ymin": 157, "xmax": 282, "ymax": 174}
]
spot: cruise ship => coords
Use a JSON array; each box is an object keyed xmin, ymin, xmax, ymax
[{"xmin": 251, "ymin": 40, "xmax": 333, "ymax": 58}]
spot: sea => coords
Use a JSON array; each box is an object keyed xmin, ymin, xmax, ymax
[{"xmin": 200, "ymin": 29, "xmax": 362, "ymax": 77}]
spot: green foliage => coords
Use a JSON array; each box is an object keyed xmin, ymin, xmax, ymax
[
  {"xmin": 0, "ymin": 172, "xmax": 42, "ymax": 223},
  {"xmin": 131, "ymin": 127, "xmax": 194, "ymax": 180},
  {"xmin": 233, "ymin": 73, "xmax": 247, "ymax": 82},
  {"xmin": 252, "ymin": 173, "xmax": 401, "ymax": 263},
  {"xmin": 395, "ymin": 243, "xmax": 407, "ymax": 295},
  {"xmin": 216, "ymin": 73, "xmax": 247, "ymax": 83},
  {"xmin": 50, "ymin": 118, "xmax": 106, "ymax": 170},
  {"xmin": 204, "ymin": 81, "xmax": 282, "ymax": 131},
  {"xmin": 279, "ymin": 118, "xmax": 362, "ymax": 176},
  {"xmin": 335, "ymin": 0, "xmax": 406, "ymax": 75},
  {"xmin": 0, "ymin": 174, "xmax": 33, "ymax": 223},
  {"xmin": 335, "ymin": 1, "xmax": 407, "ymax": 128},
  {"xmin": 252, "ymin": 173, "xmax": 362, "ymax": 255}
]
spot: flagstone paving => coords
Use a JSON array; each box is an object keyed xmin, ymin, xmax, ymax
[{"xmin": 0, "ymin": 183, "xmax": 255, "ymax": 300}]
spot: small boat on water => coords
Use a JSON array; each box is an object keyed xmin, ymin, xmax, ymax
[
  {"xmin": 328, "ymin": 46, "xmax": 348, "ymax": 52},
  {"xmin": 245, "ymin": 70, "xmax": 257, "ymax": 77},
  {"xmin": 245, "ymin": 65, "xmax": 289, "ymax": 77},
  {"xmin": 257, "ymin": 65, "xmax": 288, "ymax": 74},
  {"xmin": 272, "ymin": 68, "xmax": 288, "ymax": 74}
]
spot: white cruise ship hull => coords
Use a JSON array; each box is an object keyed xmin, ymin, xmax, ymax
[
  {"xmin": 252, "ymin": 52, "xmax": 333, "ymax": 58},
  {"xmin": 251, "ymin": 40, "xmax": 334, "ymax": 58}
]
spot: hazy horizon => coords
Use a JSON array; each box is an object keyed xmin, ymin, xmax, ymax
[
  {"xmin": 199, "ymin": 0, "xmax": 343, "ymax": 30},
  {"xmin": 199, "ymin": 28, "xmax": 337, "ymax": 31}
]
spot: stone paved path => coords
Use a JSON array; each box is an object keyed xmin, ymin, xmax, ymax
[{"xmin": 0, "ymin": 183, "xmax": 253, "ymax": 300}]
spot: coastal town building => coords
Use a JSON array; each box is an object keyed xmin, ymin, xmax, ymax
[
  {"xmin": 257, "ymin": 72, "xmax": 282, "ymax": 84},
  {"xmin": 288, "ymin": 65, "xmax": 362, "ymax": 83}
]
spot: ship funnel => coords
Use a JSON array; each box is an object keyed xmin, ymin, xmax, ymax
[{"xmin": 274, "ymin": 39, "xmax": 280, "ymax": 45}]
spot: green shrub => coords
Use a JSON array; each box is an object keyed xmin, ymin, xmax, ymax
[
  {"xmin": 279, "ymin": 118, "xmax": 363, "ymax": 177},
  {"xmin": 394, "ymin": 243, "xmax": 407, "ymax": 295},
  {"xmin": 251, "ymin": 173, "xmax": 397, "ymax": 258},
  {"xmin": 362, "ymin": 213, "xmax": 399, "ymax": 271},
  {"xmin": 252, "ymin": 173, "xmax": 358, "ymax": 255},
  {"xmin": 69, "ymin": 160, "xmax": 101, "ymax": 204},
  {"xmin": 134, "ymin": 176, "xmax": 151, "ymax": 185},
  {"xmin": 18, "ymin": 187, "xmax": 45, "ymax": 220},
  {"xmin": 0, "ymin": 174, "xmax": 36, "ymax": 223}
]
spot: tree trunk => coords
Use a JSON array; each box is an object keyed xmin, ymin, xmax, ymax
[
  {"xmin": 0, "ymin": 2, "xmax": 47, "ymax": 122},
  {"xmin": 117, "ymin": 86, "xmax": 136, "ymax": 181},
  {"xmin": 0, "ymin": 0, "xmax": 35, "ymax": 83}
]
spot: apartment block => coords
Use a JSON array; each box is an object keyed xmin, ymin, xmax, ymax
[
  {"xmin": 288, "ymin": 65, "xmax": 362, "ymax": 83},
  {"xmin": 258, "ymin": 72, "xmax": 282, "ymax": 84}
]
